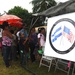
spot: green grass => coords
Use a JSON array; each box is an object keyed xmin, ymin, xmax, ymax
[{"xmin": 0, "ymin": 53, "xmax": 67, "ymax": 75}]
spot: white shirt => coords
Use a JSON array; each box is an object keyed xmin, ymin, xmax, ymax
[
  {"xmin": 38, "ymin": 33, "xmax": 45, "ymax": 47},
  {"xmin": 16, "ymin": 31, "xmax": 20, "ymax": 40},
  {"xmin": 0, "ymin": 28, "xmax": 3, "ymax": 38}
]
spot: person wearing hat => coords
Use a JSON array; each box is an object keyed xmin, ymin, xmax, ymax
[{"xmin": 2, "ymin": 21, "xmax": 13, "ymax": 68}]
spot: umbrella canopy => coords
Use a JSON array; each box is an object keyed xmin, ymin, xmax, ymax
[
  {"xmin": 0, "ymin": 14, "xmax": 22, "ymax": 24},
  {"xmin": 9, "ymin": 21, "xmax": 23, "ymax": 28},
  {"xmin": 37, "ymin": 0, "xmax": 75, "ymax": 17}
]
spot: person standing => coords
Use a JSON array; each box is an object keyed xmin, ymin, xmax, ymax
[
  {"xmin": 2, "ymin": 21, "xmax": 13, "ymax": 68},
  {"xmin": 37, "ymin": 27, "xmax": 46, "ymax": 50},
  {"xmin": 29, "ymin": 27, "xmax": 38, "ymax": 62},
  {"xmin": 10, "ymin": 30, "xmax": 17, "ymax": 61},
  {"xmin": 16, "ymin": 28, "xmax": 22, "ymax": 58},
  {"xmin": 20, "ymin": 24, "xmax": 28, "ymax": 38},
  {"xmin": 20, "ymin": 23, "xmax": 28, "ymax": 61},
  {"xmin": 0, "ymin": 27, "xmax": 3, "ymax": 52},
  {"xmin": 19, "ymin": 32, "xmax": 28, "ymax": 66}
]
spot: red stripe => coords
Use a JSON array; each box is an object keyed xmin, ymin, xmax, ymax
[{"xmin": 63, "ymin": 31, "xmax": 74, "ymax": 43}]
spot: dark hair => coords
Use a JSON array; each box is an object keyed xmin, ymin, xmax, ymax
[
  {"xmin": 0, "ymin": 25, "xmax": 3, "ymax": 28},
  {"xmin": 38, "ymin": 27, "xmax": 45, "ymax": 33},
  {"xmin": 23, "ymin": 23, "xmax": 27, "ymax": 27},
  {"xmin": 2, "ymin": 21, "xmax": 9, "ymax": 29},
  {"xmin": 10, "ymin": 30, "xmax": 14, "ymax": 34},
  {"xmin": 38, "ymin": 28, "xmax": 41, "ymax": 33}
]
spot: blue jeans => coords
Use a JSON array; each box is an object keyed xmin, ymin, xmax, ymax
[
  {"xmin": 10, "ymin": 45, "xmax": 17, "ymax": 61},
  {"xmin": 2, "ymin": 45, "xmax": 11, "ymax": 67}
]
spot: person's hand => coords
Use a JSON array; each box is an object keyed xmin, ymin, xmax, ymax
[{"xmin": 26, "ymin": 37, "xmax": 28, "ymax": 41}]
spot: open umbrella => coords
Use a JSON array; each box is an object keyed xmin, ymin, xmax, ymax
[
  {"xmin": 9, "ymin": 21, "xmax": 23, "ymax": 28},
  {"xmin": 0, "ymin": 14, "xmax": 22, "ymax": 24}
]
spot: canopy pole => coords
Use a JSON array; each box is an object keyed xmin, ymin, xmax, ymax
[
  {"xmin": 30, "ymin": 17, "xmax": 34, "ymax": 26},
  {"xmin": 29, "ymin": 17, "xmax": 39, "ymax": 35}
]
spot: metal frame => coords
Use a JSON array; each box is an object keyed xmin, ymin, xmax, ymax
[
  {"xmin": 39, "ymin": 47, "xmax": 56, "ymax": 72},
  {"xmin": 39, "ymin": 54, "xmax": 54, "ymax": 72},
  {"xmin": 72, "ymin": 63, "xmax": 75, "ymax": 75},
  {"xmin": 55, "ymin": 59, "xmax": 71, "ymax": 75}
]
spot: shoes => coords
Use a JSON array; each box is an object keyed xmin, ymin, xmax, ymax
[{"xmin": 32, "ymin": 60, "xmax": 37, "ymax": 63}]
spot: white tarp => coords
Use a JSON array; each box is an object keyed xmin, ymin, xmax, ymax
[{"xmin": 44, "ymin": 12, "xmax": 75, "ymax": 62}]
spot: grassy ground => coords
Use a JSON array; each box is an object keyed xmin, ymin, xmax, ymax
[{"xmin": 0, "ymin": 53, "xmax": 67, "ymax": 75}]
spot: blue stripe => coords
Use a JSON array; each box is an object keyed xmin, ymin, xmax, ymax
[
  {"xmin": 64, "ymin": 26, "xmax": 70, "ymax": 34},
  {"xmin": 52, "ymin": 33, "xmax": 62, "ymax": 42},
  {"xmin": 52, "ymin": 27, "xmax": 61, "ymax": 37}
]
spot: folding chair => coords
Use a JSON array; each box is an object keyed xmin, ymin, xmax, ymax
[
  {"xmin": 39, "ymin": 46, "xmax": 56, "ymax": 72},
  {"xmin": 55, "ymin": 59, "xmax": 71, "ymax": 75},
  {"xmin": 39, "ymin": 54, "xmax": 55, "ymax": 72},
  {"xmin": 72, "ymin": 63, "xmax": 75, "ymax": 75}
]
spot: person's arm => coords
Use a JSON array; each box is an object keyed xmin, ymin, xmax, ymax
[
  {"xmin": 38, "ymin": 34, "xmax": 41, "ymax": 49},
  {"xmin": 6, "ymin": 31, "xmax": 13, "ymax": 38},
  {"xmin": 23, "ymin": 37, "xmax": 28, "ymax": 45},
  {"xmin": 38, "ymin": 38, "xmax": 41, "ymax": 48}
]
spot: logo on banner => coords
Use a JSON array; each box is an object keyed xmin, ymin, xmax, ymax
[
  {"xmin": 63, "ymin": 26, "xmax": 74, "ymax": 43},
  {"xmin": 52, "ymin": 27, "xmax": 62, "ymax": 42},
  {"xmin": 49, "ymin": 18, "xmax": 75, "ymax": 54}
]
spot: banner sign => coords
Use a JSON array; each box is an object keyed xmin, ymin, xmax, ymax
[{"xmin": 44, "ymin": 12, "xmax": 75, "ymax": 62}]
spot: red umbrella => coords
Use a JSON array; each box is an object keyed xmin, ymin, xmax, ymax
[
  {"xmin": 9, "ymin": 21, "xmax": 23, "ymax": 28},
  {"xmin": 0, "ymin": 14, "xmax": 22, "ymax": 24}
]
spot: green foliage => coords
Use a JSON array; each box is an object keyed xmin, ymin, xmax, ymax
[
  {"xmin": 7, "ymin": 6, "xmax": 45, "ymax": 31},
  {"xmin": 8, "ymin": 6, "xmax": 32, "ymax": 25},
  {"xmin": 31, "ymin": 0, "xmax": 57, "ymax": 13}
]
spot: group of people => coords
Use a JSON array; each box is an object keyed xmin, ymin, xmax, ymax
[{"xmin": 0, "ymin": 21, "xmax": 46, "ymax": 68}]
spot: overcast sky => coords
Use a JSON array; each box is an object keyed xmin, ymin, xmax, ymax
[
  {"xmin": 0, "ymin": 0, "xmax": 69, "ymax": 14},
  {"xmin": 55, "ymin": 0, "xmax": 69, "ymax": 3},
  {"xmin": 0, "ymin": 0, "xmax": 33, "ymax": 14}
]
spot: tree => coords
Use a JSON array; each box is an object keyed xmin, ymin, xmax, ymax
[
  {"xmin": 8, "ymin": 6, "xmax": 32, "ymax": 25},
  {"xmin": 8, "ymin": 6, "xmax": 45, "ymax": 30},
  {"xmin": 31, "ymin": 0, "xmax": 57, "ymax": 13}
]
